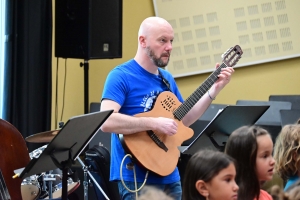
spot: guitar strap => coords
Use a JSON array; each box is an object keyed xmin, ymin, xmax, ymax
[{"xmin": 158, "ymin": 68, "xmax": 172, "ymax": 93}]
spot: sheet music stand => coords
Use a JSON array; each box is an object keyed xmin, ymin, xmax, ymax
[
  {"xmin": 236, "ymin": 100, "xmax": 292, "ymax": 142},
  {"xmin": 183, "ymin": 103, "xmax": 229, "ymax": 146},
  {"xmin": 280, "ymin": 109, "xmax": 300, "ymax": 126},
  {"xmin": 180, "ymin": 105, "xmax": 269, "ymax": 154},
  {"xmin": 16, "ymin": 110, "xmax": 113, "ymax": 200}
]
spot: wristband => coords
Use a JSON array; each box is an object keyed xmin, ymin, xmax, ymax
[{"xmin": 208, "ymin": 90, "xmax": 216, "ymax": 100}]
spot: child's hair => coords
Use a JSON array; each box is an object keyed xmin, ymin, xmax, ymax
[
  {"xmin": 269, "ymin": 184, "xmax": 284, "ymax": 200},
  {"xmin": 138, "ymin": 186, "xmax": 174, "ymax": 200},
  {"xmin": 225, "ymin": 125, "xmax": 270, "ymax": 200},
  {"xmin": 182, "ymin": 149, "xmax": 236, "ymax": 200},
  {"xmin": 268, "ymin": 181, "xmax": 300, "ymax": 200},
  {"xmin": 283, "ymin": 179, "xmax": 300, "ymax": 200},
  {"xmin": 273, "ymin": 123, "xmax": 300, "ymax": 182}
]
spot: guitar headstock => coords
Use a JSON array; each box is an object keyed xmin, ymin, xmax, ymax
[{"xmin": 221, "ymin": 45, "xmax": 243, "ymax": 68}]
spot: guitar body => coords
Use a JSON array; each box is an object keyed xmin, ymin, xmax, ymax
[{"xmin": 122, "ymin": 91, "xmax": 193, "ymax": 176}]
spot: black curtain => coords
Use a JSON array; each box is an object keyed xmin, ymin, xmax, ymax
[{"xmin": 3, "ymin": 0, "xmax": 52, "ymax": 152}]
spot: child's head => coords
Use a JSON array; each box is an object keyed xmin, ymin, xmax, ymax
[
  {"xmin": 268, "ymin": 181, "xmax": 300, "ymax": 200},
  {"xmin": 269, "ymin": 184, "xmax": 284, "ymax": 200},
  {"xmin": 225, "ymin": 125, "xmax": 275, "ymax": 200},
  {"xmin": 273, "ymin": 124, "xmax": 300, "ymax": 181},
  {"xmin": 138, "ymin": 186, "xmax": 174, "ymax": 200},
  {"xmin": 182, "ymin": 149, "xmax": 238, "ymax": 200},
  {"xmin": 283, "ymin": 179, "xmax": 300, "ymax": 200}
]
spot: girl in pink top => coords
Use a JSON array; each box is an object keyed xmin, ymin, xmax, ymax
[{"xmin": 225, "ymin": 126, "xmax": 275, "ymax": 200}]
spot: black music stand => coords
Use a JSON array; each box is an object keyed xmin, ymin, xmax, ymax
[
  {"xmin": 269, "ymin": 95, "xmax": 300, "ymax": 110},
  {"xmin": 16, "ymin": 110, "xmax": 113, "ymax": 200},
  {"xmin": 236, "ymin": 100, "xmax": 292, "ymax": 142},
  {"xmin": 180, "ymin": 105, "xmax": 270, "ymax": 154},
  {"xmin": 182, "ymin": 103, "xmax": 229, "ymax": 146},
  {"xmin": 280, "ymin": 109, "xmax": 300, "ymax": 126}
]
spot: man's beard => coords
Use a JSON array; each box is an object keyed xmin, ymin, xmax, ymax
[{"xmin": 146, "ymin": 47, "xmax": 169, "ymax": 68}]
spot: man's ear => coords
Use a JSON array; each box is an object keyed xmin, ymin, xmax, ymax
[
  {"xmin": 139, "ymin": 35, "xmax": 147, "ymax": 48},
  {"xmin": 195, "ymin": 180, "xmax": 209, "ymax": 198}
]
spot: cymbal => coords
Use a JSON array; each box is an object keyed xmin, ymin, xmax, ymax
[{"xmin": 25, "ymin": 130, "xmax": 59, "ymax": 143}]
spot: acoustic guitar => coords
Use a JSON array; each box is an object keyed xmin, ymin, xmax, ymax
[{"xmin": 121, "ymin": 45, "xmax": 243, "ymax": 176}]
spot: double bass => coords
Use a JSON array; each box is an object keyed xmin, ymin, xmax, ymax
[{"xmin": 0, "ymin": 118, "xmax": 31, "ymax": 200}]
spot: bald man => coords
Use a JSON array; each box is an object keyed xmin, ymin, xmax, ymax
[{"xmin": 100, "ymin": 16, "xmax": 234, "ymax": 200}]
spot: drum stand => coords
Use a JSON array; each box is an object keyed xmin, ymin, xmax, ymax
[
  {"xmin": 41, "ymin": 172, "xmax": 60, "ymax": 199},
  {"xmin": 77, "ymin": 157, "xmax": 110, "ymax": 200}
]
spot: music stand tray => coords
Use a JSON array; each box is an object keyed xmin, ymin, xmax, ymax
[
  {"xmin": 180, "ymin": 105, "xmax": 269, "ymax": 154},
  {"xmin": 15, "ymin": 110, "xmax": 113, "ymax": 199}
]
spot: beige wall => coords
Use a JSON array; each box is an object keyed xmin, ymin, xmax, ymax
[
  {"xmin": 177, "ymin": 57, "xmax": 300, "ymax": 105},
  {"xmin": 51, "ymin": 0, "xmax": 300, "ymax": 129}
]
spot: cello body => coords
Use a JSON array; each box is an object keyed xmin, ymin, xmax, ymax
[{"xmin": 0, "ymin": 118, "xmax": 30, "ymax": 200}]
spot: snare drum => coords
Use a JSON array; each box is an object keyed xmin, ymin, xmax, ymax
[
  {"xmin": 45, "ymin": 178, "xmax": 80, "ymax": 199},
  {"xmin": 23, "ymin": 146, "xmax": 47, "ymax": 200},
  {"xmin": 21, "ymin": 175, "xmax": 41, "ymax": 200}
]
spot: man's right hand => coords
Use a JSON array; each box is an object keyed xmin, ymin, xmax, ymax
[{"xmin": 151, "ymin": 117, "xmax": 178, "ymax": 136}]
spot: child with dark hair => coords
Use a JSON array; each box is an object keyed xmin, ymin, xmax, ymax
[
  {"xmin": 273, "ymin": 122, "xmax": 300, "ymax": 191},
  {"xmin": 225, "ymin": 126, "xmax": 275, "ymax": 200},
  {"xmin": 182, "ymin": 149, "xmax": 239, "ymax": 200}
]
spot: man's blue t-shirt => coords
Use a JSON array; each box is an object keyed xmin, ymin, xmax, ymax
[{"xmin": 102, "ymin": 59, "xmax": 184, "ymax": 184}]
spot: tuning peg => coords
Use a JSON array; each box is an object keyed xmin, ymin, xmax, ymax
[{"xmin": 221, "ymin": 47, "xmax": 233, "ymax": 58}]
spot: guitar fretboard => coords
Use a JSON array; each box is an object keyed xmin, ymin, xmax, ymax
[{"xmin": 173, "ymin": 62, "xmax": 228, "ymax": 120}]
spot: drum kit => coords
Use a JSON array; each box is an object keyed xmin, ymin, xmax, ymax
[{"xmin": 22, "ymin": 130, "xmax": 80, "ymax": 200}]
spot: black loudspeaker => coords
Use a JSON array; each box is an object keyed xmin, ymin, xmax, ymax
[{"xmin": 55, "ymin": 0, "xmax": 122, "ymax": 59}]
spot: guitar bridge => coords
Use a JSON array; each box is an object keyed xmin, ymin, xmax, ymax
[{"xmin": 147, "ymin": 131, "xmax": 168, "ymax": 152}]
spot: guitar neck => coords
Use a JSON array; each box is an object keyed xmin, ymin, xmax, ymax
[{"xmin": 174, "ymin": 62, "xmax": 228, "ymax": 120}]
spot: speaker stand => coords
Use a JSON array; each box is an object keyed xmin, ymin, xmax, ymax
[{"xmin": 80, "ymin": 60, "xmax": 89, "ymax": 114}]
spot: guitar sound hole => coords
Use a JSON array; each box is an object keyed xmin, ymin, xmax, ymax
[{"xmin": 161, "ymin": 98, "xmax": 176, "ymax": 111}]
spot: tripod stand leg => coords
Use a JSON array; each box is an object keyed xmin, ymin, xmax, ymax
[
  {"xmin": 77, "ymin": 157, "xmax": 110, "ymax": 200},
  {"xmin": 48, "ymin": 180, "xmax": 53, "ymax": 199},
  {"xmin": 61, "ymin": 168, "xmax": 69, "ymax": 200},
  {"xmin": 83, "ymin": 170, "xmax": 89, "ymax": 200}
]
